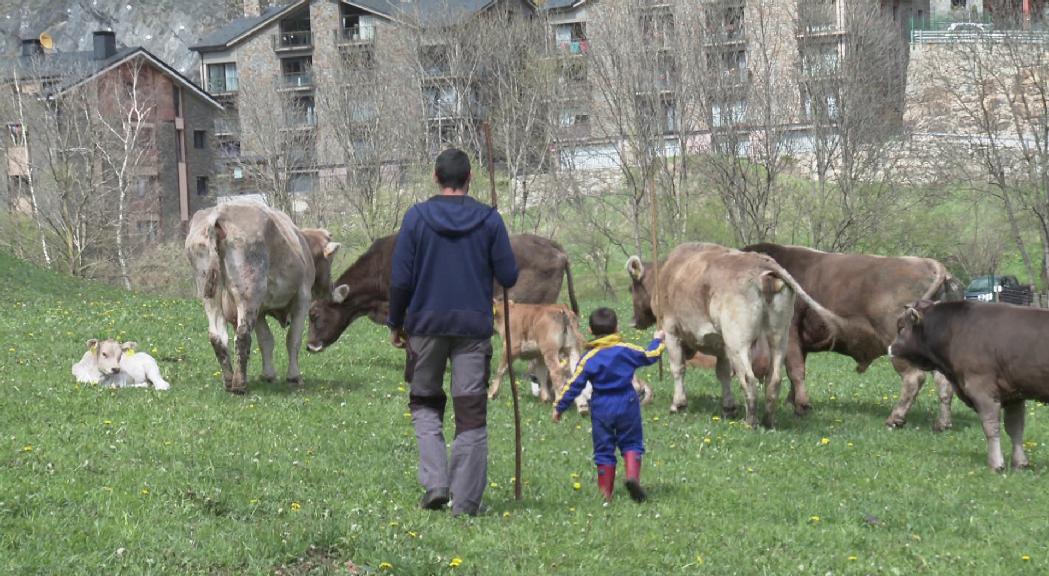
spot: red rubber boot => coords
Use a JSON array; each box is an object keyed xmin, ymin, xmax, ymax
[
  {"xmin": 596, "ymin": 464, "xmax": 616, "ymax": 502},
  {"xmin": 624, "ymin": 451, "xmax": 647, "ymax": 502}
]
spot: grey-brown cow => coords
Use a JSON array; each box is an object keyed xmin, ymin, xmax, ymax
[
  {"xmin": 644, "ymin": 243, "xmax": 848, "ymax": 428},
  {"xmin": 185, "ymin": 201, "xmax": 340, "ymax": 393}
]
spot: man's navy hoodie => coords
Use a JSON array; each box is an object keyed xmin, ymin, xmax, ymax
[{"xmin": 387, "ymin": 195, "xmax": 519, "ymax": 338}]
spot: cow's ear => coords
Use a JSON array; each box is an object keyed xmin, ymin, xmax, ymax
[
  {"xmin": 121, "ymin": 341, "xmax": 138, "ymax": 351},
  {"xmin": 626, "ymin": 256, "xmax": 645, "ymax": 281},
  {"xmin": 332, "ymin": 284, "xmax": 351, "ymax": 303},
  {"xmin": 86, "ymin": 339, "xmax": 98, "ymax": 351},
  {"xmin": 906, "ymin": 307, "xmax": 923, "ymax": 325},
  {"xmin": 323, "ymin": 241, "xmax": 341, "ymax": 259}
]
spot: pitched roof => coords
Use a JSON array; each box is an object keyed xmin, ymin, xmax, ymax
[
  {"xmin": 189, "ymin": 2, "xmax": 305, "ymax": 52},
  {"xmin": 191, "ymin": 0, "xmax": 535, "ymax": 51},
  {"xmin": 6, "ymin": 46, "xmax": 223, "ymax": 110}
]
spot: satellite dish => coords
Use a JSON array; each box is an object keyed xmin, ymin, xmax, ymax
[{"xmin": 38, "ymin": 32, "xmax": 53, "ymax": 50}]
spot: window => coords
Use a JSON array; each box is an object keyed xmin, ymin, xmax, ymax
[
  {"xmin": 193, "ymin": 130, "xmax": 206, "ymax": 149},
  {"xmin": 134, "ymin": 176, "xmax": 156, "ymax": 198},
  {"xmin": 7, "ymin": 123, "xmax": 23, "ymax": 145},
  {"xmin": 951, "ymin": 0, "xmax": 966, "ymax": 8},
  {"xmin": 196, "ymin": 176, "xmax": 209, "ymax": 196},
  {"xmin": 233, "ymin": 167, "xmax": 244, "ymax": 180},
  {"xmin": 172, "ymin": 85, "xmax": 182, "ymax": 115},
  {"xmin": 711, "ymin": 98, "xmax": 746, "ymax": 127},
  {"xmin": 288, "ymin": 173, "xmax": 316, "ymax": 194},
  {"xmin": 206, "ymin": 63, "xmax": 238, "ymax": 93},
  {"xmin": 420, "ymin": 45, "xmax": 451, "ymax": 77}
]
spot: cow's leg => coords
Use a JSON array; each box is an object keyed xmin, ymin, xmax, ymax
[
  {"xmin": 488, "ymin": 354, "xmax": 507, "ymax": 399},
  {"xmin": 887, "ymin": 360, "xmax": 925, "ymax": 429},
  {"xmin": 231, "ymin": 310, "xmax": 257, "ymax": 394},
  {"xmin": 714, "ymin": 354, "xmax": 737, "ymax": 419},
  {"xmin": 730, "ymin": 350, "xmax": 759, "ymax": 429},
  {"xmin": 762, "ymin": 334, "xmax": 787, "ymax": 429},
  {"xmin": 932, "ymin": 371, "xmax": 955, "ymax": 432},
  {"xmin": 255, "ymin": 317, "xmax": 277, "ymax": 383},
  {"xmin": 284, "ymin": 290, "xmax": 309, "ymax": 386},
  {"xmin": 970, "ymin": 389, "xmax": 1004, "ymax": 471},
  {"xmin": 536, "ymin": 359, "xmax": 554, "ymax": 403},
  {"xmin": 665, "ymin": 330, "xmax": 688, "ymax": 413},
  {"xmin": 1004, "ymin": 400, "xmax": 1029, "ymax": 469},
  {"xmin": 784, "ymin": 324, "xmax": 811, "ymax": 416},
  {"xmin": 204, "ymin": 298, "xmax": 234, "ymax": 389}
]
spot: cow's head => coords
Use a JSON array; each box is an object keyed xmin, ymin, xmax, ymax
[
  {"xmin": 307, "ymin": 284, "xmax": 355, "ymax": 353},
  {"xmin": 626, "ymin": 256, "xmax": 657, "ymax": 329},
  {"xmin": 301, "ymin": 228, "xmax": 341, "ymax": 299},
  {"xmin": 888, "ymin": 299, "xmax": 938, "ymax": 370},
  {"xmin": 87, "ymin": 339, "xmax": 136, "ymax": 376}
]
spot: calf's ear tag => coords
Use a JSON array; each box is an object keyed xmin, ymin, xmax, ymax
[{"xmin": 125, "ymin": 349, "xmax": 136, "ymax": 357}]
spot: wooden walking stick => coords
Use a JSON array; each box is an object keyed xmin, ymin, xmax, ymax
[
  {"xmin": 647, "ymin": 169, "xmax": 663, "ymax": 381},
  {"xmin": 485, "ymin": 122, "xmax": 523, "ymax": 500}
]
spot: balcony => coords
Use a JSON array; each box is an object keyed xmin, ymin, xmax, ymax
[
  {"xmin": 214, "ymin": 118, "xmax": 239, "ymax": 137},
  {"xmin": 704, "ymin": 25, "xmax": 746, "ymax": 45},
  {"xmin": 272, "ymin": 31, "xmax": 313, "ymax": 52},
  {"xmin": 207, "ymin": 79, "xmax": 238, "ymax": 95},
  {"xmin": 336, "ymin": 24, "xmax": 376, "ymax": 45},
  {"xmin": 284, "ymin": 113, "xmax": 317, "ymax": 130},
  {"xmin": 280, "ymin": 71, "xmax": 314, "ymax": 91},
  {"xmin": 797, "ymin": 3, "xmax": 839, "ymax": 36}
]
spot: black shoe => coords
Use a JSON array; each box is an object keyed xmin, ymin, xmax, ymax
[
  {"xmin": 420, "ymin": 488, "xmax": 450, "ymax": 510},
  {"xmin": 624, "ymin": 479, "xmax": 647, "ymax": 503}
]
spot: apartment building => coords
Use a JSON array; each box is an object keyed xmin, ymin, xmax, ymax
[
  {"xmin": 190, "ymin": 0, "xmax": 535, "ymax": 203},
  {"xmin": 3, "ymin": 31, "xmax": 221, "ymax": 239}
]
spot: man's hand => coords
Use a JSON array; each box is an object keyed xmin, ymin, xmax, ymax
[
  {"xmin": 390, "ymin": 328, "xmax": 408, "ymax": 349},
  {"xmin": 654, "ymin": 329, "xmax": 666, "ymax": 341},
  {"xmin": 552, "ymin": 408, "xmax": 562, "ymax": 423}
]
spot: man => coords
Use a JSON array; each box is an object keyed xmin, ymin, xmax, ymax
[{"xmin": 388, "ymin": 148, "xmax": 519, "ymax": 516}]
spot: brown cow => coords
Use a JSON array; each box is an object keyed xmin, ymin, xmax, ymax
[
  {"xmin": 185, "ymin": 201, "xmax": 340, "ymax": 393},
  {"xmin": 307, "ymin": 232, "xmax": 579, "ymax": 352},
  {"xmin": 645, "ymin": 242, "xmax": 849, "ymax": 428},
  {"xmin": 490, "ymin": 300, "xmax": 587, "ymax": 410},
  {"xmin": 744, "ymin": 243, "xmax": 961, "ymax": 430},
  {"xmin": 889, "ymin": 300, "xmax": 1049, "ymax": 470}
]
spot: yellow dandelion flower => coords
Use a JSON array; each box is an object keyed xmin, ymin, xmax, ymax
[
  {"xmin": 449, "ymin": 557, "xmax": 463, "ymax": 568},
  {"xmin": 711, "ymin": 415, "xmax": 721, "ymax": 422},
  {"xmin": 502, "ymin": 511, "xmax": 510, "ymax": 519},
  {"xmin": 141, "ymin": 488, "xmax": 150, "ymax": 495},
  {"xmin": 819, "ymin": 437, "xmax": 830, "ymax": 446},
  {"xmin": 848, "ymin": 556, "xmax": 858, "ymax": 561},
  {"xmin": 703, "ymin": 437, "xmax": 712, "ymax": 445},
  {"xmin": 809, "ymin": 515, "xmax": 820, "ymax": 523},
  {"xmin": 847, "ymin": 442, "xmax": 854, "ymax": 447},
  {"xmin": 397, "ymin": 386, "xmax": 406, "ymax": 393},
  {"xmin": 103, "ymin": 420, "xmax": 112, "ymax": 426},
  {"xmin": 489, "ymin": 482, "xmax": 499, "ymax": 488},
  {"xmin": 1024, "ymin": 441, "xmax": 1037, "ymax": 449},
  {"xmin": 1022, "ymin": 555, "xmax": 1031, "ymax": 562},
  {"xmin": 407, "ymin": 531, "xmax": 418, "ymax": 538},
  {"xmin": 21, "ymin": 445, "xmax": 32, "ymax": 453},
  {"xmin": 290, "ymin": 501, "xmax": 302, "ymax": 512},
  {"xmin": 379, "ymin": 561, "xmax": 393, "ymax": 570},
  {"xmin": 572, "ymin": 482, "xmax": 582, "ymax": 491}
]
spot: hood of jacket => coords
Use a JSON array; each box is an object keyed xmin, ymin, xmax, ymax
[{"xmin": 415, "ymin": 195, "xmax": 495, "ymax": 237}]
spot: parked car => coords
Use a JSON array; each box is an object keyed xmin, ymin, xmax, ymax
[{"xmin": 965, "ymin": 274, "xmax": 1034, "ymax": 306}]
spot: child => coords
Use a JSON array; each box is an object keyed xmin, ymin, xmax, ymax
[{"xmin": 553, "ymin": 307, "xmax": 664, "ymax": 503}]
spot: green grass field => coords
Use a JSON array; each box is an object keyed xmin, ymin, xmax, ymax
[{"xmin": 3, "ymin": 250, "xmax": 1049, "ymax": 575}]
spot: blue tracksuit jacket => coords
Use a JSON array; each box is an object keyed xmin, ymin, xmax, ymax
[{"xmin": 556, "ymin": 333, "xmax": 664, "ymax": 465}]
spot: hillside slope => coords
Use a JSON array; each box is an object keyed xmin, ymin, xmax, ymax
[{"xmin": 0, "ymin": 0, "xmax": 242, "ymax": 76}]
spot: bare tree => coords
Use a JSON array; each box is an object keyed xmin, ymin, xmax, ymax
[{"xmin": 235, "ymin": 72, "xmax": 318, "ymax": 217}]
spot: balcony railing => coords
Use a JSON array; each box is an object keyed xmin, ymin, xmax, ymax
[
  {"xmin": 797, "ymin": 3, "xmax": 838, "ymax": 35},
  {"xmin": 336, "ymin": 24, "xmax": 376, "ymax": 44},
  {"xmin": 214, "ymin": 118, "xmax": 239, "ymax": 136},
  {"xmin": 558, "ymin": 39, "xmax": 589, "ymax": 54},
  {"xmin": 281, "ymin": 71, "xmax": 314, "ymax": 90},
  {"xmin": 704, "ymin": 26, "xmax": 746, "ymax": 45},
  {"xmin": 272, "ymin": 30, "xmax": 313, "ymax": 51},
  {"xmin": 284, "ymin": 113, "xmax": 316, "ymax": 129}
]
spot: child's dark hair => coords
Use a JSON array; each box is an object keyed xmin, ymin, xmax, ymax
[
  {"xmin": 589, "ymin": 307, "xmax": 618, "ymax": 337},
  {"xmin": 434, "ymin": 148, "xmax": 471, "ymax": 190}
]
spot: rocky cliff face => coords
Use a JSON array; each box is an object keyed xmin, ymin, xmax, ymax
[{"xmin": 0, "ymin": 0, "xmax": 245, "ymax": 78}]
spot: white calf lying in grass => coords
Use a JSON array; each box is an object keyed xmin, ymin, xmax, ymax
[{"xmin": 71, "ymin": 339, "xmax": 170, "ymax": 390}]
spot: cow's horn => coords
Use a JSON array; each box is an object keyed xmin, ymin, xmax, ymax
[
  {"xmin": 332, "ymin": 284, "xmax": 350, "ymax": 303},
  {"xmin": 906, "ymin": 306, "xmax": 923, "ymax": 324},
  {"xmin": 626, "ymin": 256, "xmax": 645, "ymax": 280},
  {"xmin": 323, "ymin": 241, "xmax": 341, "ymax": 258}
]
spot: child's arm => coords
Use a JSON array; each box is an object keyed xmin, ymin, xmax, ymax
[
  {"xmin": 626, "ymin": 331, "xmax": 665, "ymax": 367},
  {"xmin": 554, "ymin": 355, "xmax": 592, "ymax": 416}
]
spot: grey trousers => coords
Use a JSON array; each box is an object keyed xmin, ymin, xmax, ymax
[{"xmin": 406, "ymin": 335, "xmax": 492, "ymax": 515}]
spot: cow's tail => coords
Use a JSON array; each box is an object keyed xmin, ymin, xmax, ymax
[
  {"xmin": 202, "ymin": 210, "xmax": 226, "ymax": 299},
  {"xmin": 563, "ymin": 254, "xmax": 580, "ymax": 316},
  {"xmin": 759, "ymin": 262, "xmax": 853, "ymax": 346},
  {"xmin": 921, "ymin": 261, "xmax": 962, "ymax": 302}
]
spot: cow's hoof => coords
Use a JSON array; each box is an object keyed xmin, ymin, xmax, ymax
[
  {"xmin": 487, "ymin": 391, "xmax": 499, "ymax": 400},
  {"xmin": 227, "ymin": 386, "xmax": 247, "ymax": 395},
  {"xmin": 722, "ymin": 405, "xmax": 738, "ymax": 419},
  {"xmin": 670, "ymin": 403, "xmax": 686, "ymax": 414},
  {"xmin": 262, "ymin": 374, "xmax": 276, "ymax": 384},
  {"xmin": 286, "ymin": 377, "xmax": 303, "ymax": 388},
  {"xmin": 932, "ymin": 420, "xmax": 952, "ymax": 433},
  {"xmin": 760, "ymin": 415, "xmax": 775, "ymax": 429},
  {"xmin": 792, "ymin": 403, "xmax": 812, "ymax": 417},
  {"xmin": 1012, "ymin": 458, "xmax": 1030, "ymax": 470},
  {"xmin": 885, "ymin": 416, "xmax": 905, "ymax": 429},
  {"xmin": 991, "ymin": 464, "xmax": 1005, "ymax": 473}
]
